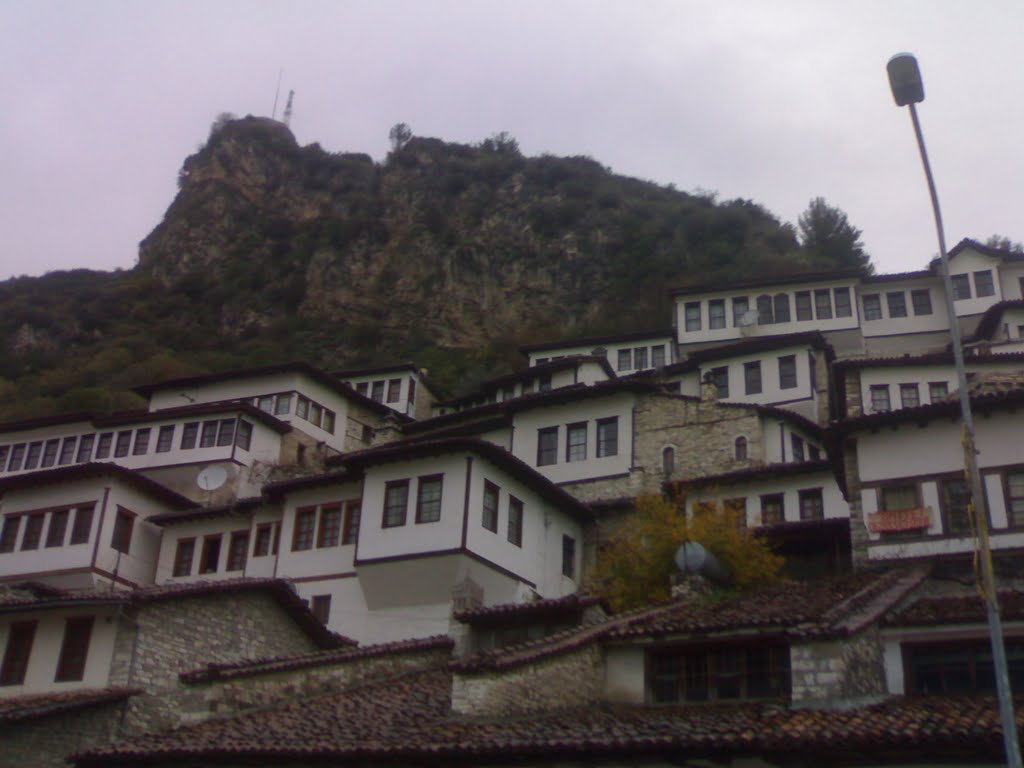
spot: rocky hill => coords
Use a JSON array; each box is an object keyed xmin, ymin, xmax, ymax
[{"xmin": 0, "ymin": 117, "xmax": 848, "ymax": 421}]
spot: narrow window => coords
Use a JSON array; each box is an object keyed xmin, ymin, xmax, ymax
[
  {"xmin": 45, "ymin": 509, "xmax": 69, "ymax": 548},
  {"xmin": 69, "ymin": 506, "xmax": 94, "ymax": 545},
  {"xmin": 1005, "ymin": 471, "xmax": 1024, "ymax": 528},
  {"xmin": 911, "ymin": 289, "xmax": 933, "ymax": 315},
  {"xmin": 0, "ymin": 446, "xmax": 9, "ymax": 471},
  {"xmin": 791, "ymin": 434, "xmax": 805, "ymax": 462},
  {"xmin": 684, "ymin": 302, "xmax": 702, "ymax": 332},
  {"xmin": 833, "ymin": 287, "xmax": 852, "ymax": 317},
  {"xmin": 799, "ymin": 489, "xmax": 823, "ymax": 521},
  {"xmin": 7, "ymin": 444, "xmax": 26, "ymax": 471},
  {"xmin": 537, "ymin": 427, "xmax": 559, "ymax": 466},
  {"xmin": 24, "ymin": 442, "xmax": 42, "ymax": 470},
  {"xmin": 173, "ymin": 538, "xmax": 195, "ymax": 576},
  {"xmin": 900, "ymin": 383, "xmax": 920, "ymax": 408},
  {"xmin": 862, "ymin": 294, "xmax": 882, "ymax": 321},
  {"xmin": 870, "ymin": 385, "xmax": 891, "ymax": 412},
  {"xmin": 370, "ymin": 381, "xmax": 385, "ymax": 402},
  {"xmin": 111, "ymin": 508, "xmax": 134, "ymax": 554},
  {"xmin": 778, "ymin": 355, "xmax": 797, "ymax": 389},
  {"xmin": 235, "ymin": 420, "xmax": 253, "ymax": 450},
  {"xmin": 383, "ymin": 378, "xmax": 401, "ymax": 403},
  {"xmin": 295, "ymin": 396, "xmax": 310, "ymax": 420},
  {"xmin": 155, "ymin": 425, "xmax": 175, "ymax": 453},
  {"xmin": 596, "ymin": 417, "xmax": 618, "ymax": 458},
  {"xmin": 928, "ymin": 382, "xmax": 949, "ymax": 402},
  {"xmin": 113, "ymin": 431, "xmax": 132, "ymax": 458},
  {"xmin": 21, "ymin": 514, "xmax": 45, "ymax": 551},
  {"xmin": 355, "ymin": 382, "xmax": 369, "ymax": 396},
  {"xmin": 974, "ymin": 270, "xmax": 995, "ymax": 297},
  {"xmin": 773, "ymin": 293, "xmax": 790, "ymax": 323},
  {"xmin": 941, "ymin": 477, "xmax": 972, "ymax": 535},
  {"xmin": 951, "ymin": 274, "xmax": 971, "ymax": 300},
  {"xmin": 795, "ymin": 291, "xmax": 812, "ymax": 321},
  {"xmin": 508, "ymin": 496, "xmax": 524, "ymax": 547},
  {"xmin": 311, "ymin": 595, "xmax": 332, "ymax": 625},
  {"xmin": 199, "ymin": 535, "xmax": 222, "ymax": 574},
  {"xmin": 538, "ymin": 374, "xmax": 552, "ymax": 392},
  {"xmin": 131, "ymin": 428, "xmax": 150, "ymax": 456},
  {"xmin": 40, "ymin": 439, "xmax": 59, "ymax": 468},
  {"xmin": 275, "ymin": 393, "xmax": 293, "ymax": 415},
  {"xmin": 880, "ymin": 484, "xmax": 918, "ymax": 512},
  {"xmin": 634, "ymin": 347, "xmax": 648, "ymax": 369},
  {"xmin": 257, "ymin": 395, "xmax": 274, "ymax": 413},
  {"xmin": 651, "ymin": 345, "xmax": 666, "ymax": 367},
  {"xmin": 382, "ymin": 481, "xmax": 410, "ymax": 528},
  {"xmin": 408, "ymin": 378, "xmax": 416, "ymax": 405},
  {"xmin": 253, "ymin": 525, "xmax": 273, "ymax": 557},
  {"xmin": 709, "ymin": 299, "xmax": 726, "ymax": 329},
  {"xmin": 415, "ymin": 476, "xmax": 444, "ymax": 523},
  {"xmin": 342, "ymin": 504, "xmax": 360, "ymax": 545},
  {"xmin": 58, "ymin": 437, "xmax": 78, "ymax": 466},
  {"xmin": 732, "ymin": 296, "xmax": 749, "ymax": 326},
  {"xmin": 887, "ymin": 292, "xmax": 908, "ymax": 318},
  {"xmin": 662, "ymin": 446, "xmax": 676, "ymax": 475},
  {"xmin": 0, "ymin": 620, "xmax": 37, "ymax": 686},
  {"xmin": 760, "ymin": 494, "xmax": 784, "ymax": 525},
  {"xmin": 734, "ymin": 436, "xmax": 748, "ymax": 461},
  {"xmin": 293, "ymin": 507, "xmax": 317, "ymax": 549},
  {"xmin": 0, "ymin": 516, "xmax": 21, "ymax": 553},
  {"xmin": 199, "ymin": 421, "xmax": 217, "ymax": 448},
  {"xmin": 322, "ymin": 410, "xmax": 336, "ymax": 434},
  {"xmin": 216, "ymin": 419, "xmax": 235, "ymax": 447},
  {"xmin": 316, "ymin": 504, "xmax": 343, "ymax": 547},
  {"xmin": 709, "ymin": 366, "xmax": 729, "ymax": 398},
  {"xmin": 561, "ymin": 535, "xmax": 576, "ymax": 578},
  {"xmin": 75, "ymin": 434, "xmax": 95, "ymax": 463},
  {"xmin": 566, "ymin": 422, "xmax": 587, "ymax": 462},
  {"xmin": 482, "ymin": 481, "xmax": 499, "ymax": 533},
  {"xmin": 814, "ymin": 289, "xmax": 833, "ymax": 320},
  {"xmin": 180, "ymin": 423, "xmax": 199, "ymax": 450},
  {"xmin": 227, "ymin": 531, "xmax": 249, "ymax": 571},
  {"xmin": 808, "ymin": 444, "xmax": 821, "ymax": 461},
  {"xmin": 743, "ymin": 361, "xmax": 762, "ymax": 395},
  {"xmin": 308, "ymin": 402, "xmax": 323, "ymax": 427},
  {"xmin": 756, "ymin": 295, "xmax": 774, "ymax": 324}
]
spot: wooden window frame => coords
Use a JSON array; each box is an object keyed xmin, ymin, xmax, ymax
[
  {"xmin": 482, "ymin": 481, "xmax": 499, "ymax": 533},
  {"xmin": 292, "ymin": 507, "xmax": 318, "ymax": 550},
  {"xmin": 813, "ymin": 289, "xmax": 833, "ymax": 320},
  {"xmin": 69, "ymin": 505, "xmax": 94, "ymax": 546},
  {"xmin": 709, "ymin": 366, "xmax": 729, "ymax": 398},
  {"xmin": 21, "ymin": 513, "xmax": 45, "ymax": 551},
  {"xmin": 317, "ymin": 504, "xmax": 343, "ymax": 547},
  {"xmin": 911, "ymin": 289, "xmax": 933, "ymax": 315},
  {"xmin": 734, "ymin": 436, "xmax": 748, "ymax": 461},
  {"xmin": 55, "ymin": 616, "xmax": 94, "ymax": 683},
  {"xmin": 24, "ymin": 441, "xmax": 42, "ymax": 470},
  {"xmin": 132, "ymin": 428, "xmax": 151, "ymax": 456},
  {"xmin": 684, "ymin": 302, "xmax": 702, "ymax": 332},
  {"xmin": 382, "ymin": 480, "xmax": 410, "ymax": 528},
  {"xmin": 311, "ymin": 595, "xmax": 332, "ymax": 625},
  {"xmin": 180, "ymin": 423, "xmax": 199, "ymax": 450},
  {"xmin": 226, "ymin": 530, "xmax": 249, "ymax": 571},
  {"xmin": 773, "ymin": 293, "xmax": 790, "ymax": 323},
  {"xmin": 40, "ymin": 439, "xmax": 60, "ymax": 468},
  {"xmin": 110, "ymin": 507, "xmax": 135, "ymax": 555},
  {"xmin": 732, "ymin": 296, "xmax": 750, "ymax": 326},
  {"xmin": 886, "ymin": 291, "xmax": 908, "ymax": 318},
  {"xmin": 113, "ymin": 431, "xmax": 132, "ymax": 458},
  {"xmin": 798, "ymin": 488, "xmax": 824, "ymax": 521},
  {"xmin": 862, "ymin": 294, "xmax": 882, "ymax": 321},
  {"xmin": 155, "ymin": 425, "xmax": 175, "ymax": 453},
  {"xmin": 537, "ymin": 427, "xmax": 558, "ymax": 466},
  {"xmin": 386, "ymin": 379, "xmax": 402, "ymax": 403},
  {"xmin": 794, "ymin": 291, "xmax": 812, "ymax": 321},
  {"xmin": 0, "ymin": 516, "xmax": 21, "ymax": 553},
  {"xmin": 778, "ymin": 355, "xmax": 797, "ymax": 390},
  {"xmin": 790, "ymin": 434, "xmax": 805, "ymax": 462},
  {"xmin": 199, "ymin": 534, "xmax": 222, "ymax": 574},
  {"xmin": 833, "ymin": 286, "xmax": 853, "ymax": 317},
  {"xmin": 58, "ymin": 437, "xmax": 78, "ymax": 466},
  {"xmin": 565, "ymin": 422, "xmax": 587, "ymax": 463},
  {"xmin": 869, "ymin": 384, "xmax": 891, "ymax": 413},
  {"xmin": 253, "ymin": 524, "xmax": 273, "ymax": 557},
  {"xmin": 900, "ymin": 383, "xmax": 920, "ymax": 409},
  {"xmin": 75, "ymin": 435, "xmax": 95, "ymax": 463},
  {"xmin": 0, "ymin": 620, "xmax": 37, "ymax": 686},
  {"xmin": 415, "ymin": 475, "xmax": 444, "ymax": 524},
  {"xmin": 45, "ymin": 508, "xmax": 69, "ymax": 548},
  {"xmin": 173, "ymin": 538, "xmax": 196, "ymax": 577},
  {"xmin": 743, "ymin": 361, "xmax": 762, "ymax": 395},
  {"xmin": 342, "ymin": 504, "xmax": 360, "ymax": 545},
  {"xmin": 928, "ymin": 381, "xmax": 949, "ymax": 402},
  {"xmin": 596, "ymin": 417, "xmax": 618, "ymax": 458},
  {"xmin": 507, "ymin": 496, "xmax": 524, "ymax": 547},
  {"xmin": 974, "ymin": 270, "xmax": 995, "ymax": 297},
  {"xmin": 951, "ymin": 273, "xmax": 971, "ymax": 300},
  {"xmin": 561, "ymin": 534, "xmax": 576, "ymax": 578},
  {"xmin": 760, "ymin": 494, "xmax": 784, "ymax": 526},
  {"xmin": 708, "ymin": 299, "xmax": 727, "ymax": 329},
  {"xmin": 1004, "ymin": 469, "xmax": 1024, "ymax": 529}
]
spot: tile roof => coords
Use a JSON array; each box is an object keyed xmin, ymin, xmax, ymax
[
  {"xmin": 973, "ymin": 299, "xmax": 1024, "ymax": 340},
  {"xmin": 836, "ymin": 384, "xmax": 1024, "ymax": 434},
  {"xmin": 518, "ymin": 328, "xmax": 674, "ymax": 354},
  {"xmin": 74, "ymin": 666, "xmax": 1023, "ymax": 765},
  {"xmin": 0, "ymin": 687, "xmax": 141, "ymax": 723},
  {"xmin": 667, "ymin": 459, "xmax": 833, "ymax": 492},
  {"xmin": 453, "ymin": 593, "xmax": 608, "ymax": 625},
  {"xmin": 180, "ymin": 635, "xmax": 453, "ymax": 683},
  {"xmin": 671, "ymin": 331, "xmax": 830, "ymax": 368},
  {"xmin": 883, "ymin": 589, "xmax": 1024, "ymax": 627},
  {"xmin": 147, "ymin": 496, "xmax": 264, "ymax": 526}
]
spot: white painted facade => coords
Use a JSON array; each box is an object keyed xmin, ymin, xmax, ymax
[
  {"xmin": 696, "ymin": 343, "xmax": 819, "ymax": 420},
  {"xmin": 526, "ymin": 335, "xmax": 675, "ymax": 374},
  {"xmin": 340, "ymin": 368, "xmax": 425, "ymax": 418}
]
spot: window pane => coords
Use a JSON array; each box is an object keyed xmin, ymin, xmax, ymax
[
  {"xmin": 566, "ymin": 423, "xmax": 587, "ymax": 462},
  {"xmin": 537, "ymin": 427, "xmax": 559, "ymax": 465},
  {"xmin": 773, "ymin": 294, "xmax": 790, "ymax": 323},
  {"xmin": 416, "ymin": 477, "xmax": 443, "ymax": 524},
  {"xmin": 870, "ymin": 385, "xmax": 890, "ymax": 412},
  {"xmin": 778, "ymin": 355, "xmax": 797, "ymax": 389},
  {"xmin": 132, "ymin": 428, "xmax": 150, "ymax": 455},
  {"xmin": 173, "ymin": 538, "xmax": 195, "ymax": 576},
  {"xmin": 684, "ymin": 302, "xmax": 702, "ymax": 332},
  {"xmin": 482, "ymin": 481, "xmax": 499, "ymax": 532},
  {"xmin": 951, "ymin": 274, "xmax": 971, "ymax": 300},
  {"xmin": 912, "ymin": 289, "xmax": 933, "ymax": 315},
  {"xmin": 617, "ymin": 349, "xmax": 631, "ymax": 371},
  {"xmin": 744, "ymin": 362, "xmax": 762, "ymax": 395},
  {"xmin": 756, "ymin": 295, "xmax": 773, "ymax": 324},
  {"xmin": 887, "ymin": 292, "xmax": 908, "ymax": 318},
  {"xmin": 45, "ymin": 509, "xmax": 69, "ymax": 548},
  {"xmin": 507, "ymin": 497, "xmax": 523, "ymax": 546},
  {"xmin": 383, "ymin": 482, "xmax": 409, "ymax": 528},
  {"xmin": 795, "ymin": 292, "xmax": 812, "ymax": 321},
  {"xmin": 732, "ymin": 297, "xmax": 749, "ymax": 326},
  {"xmin": 833, "ymin": 287, "xmax": 852, "ymax": 317},
  {"xmin": 974, "ymin": 270, "xmax": 995, "ymax": 297},
  {"xmin": 863, "ymin": 294, "xmax": 882, "ymax": 321},
  {"xmin": 69, "ymin": 506, "xmax": 94, "ymax": 545},
  {"xmin": 709, "ymin": 300, "xmax": 726, "ymax": 329},
  {"xmin": 597, "ymin": 418, "xmax": 618, "ymax": 457},
  {"xmin": 900, "ymin": 383, "xmax": 920, "ymax": 408}
]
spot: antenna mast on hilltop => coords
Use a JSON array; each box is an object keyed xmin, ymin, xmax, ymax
[
  {"xmin": 283, "ymin": 90, "xmax": 295, "ymax": 127},
  {"xmin": 271, "ymin": 68, "xmax": 284, "ymax": 120}
]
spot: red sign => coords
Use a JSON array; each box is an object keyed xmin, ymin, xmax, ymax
[{"xmin": 868, "ymin": 507, "xmax": 931, "ymax": 533}]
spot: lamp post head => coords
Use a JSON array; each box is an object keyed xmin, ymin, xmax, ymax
[{"xmin": 888, "ymin": 53, "xmax": 925, "ymax": 106}]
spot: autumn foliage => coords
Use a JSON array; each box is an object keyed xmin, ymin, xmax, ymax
[{"xmin": 591, "ymin": 495, "xmax": 784, "ymax": 612}]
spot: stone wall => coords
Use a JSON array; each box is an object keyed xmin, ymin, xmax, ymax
[
  {"xmin": 843, "ymin": 436, "xmax": 869, "ymax": 565},
  {"xmin": 451, "ymin": 644, "xmax": 604, "ymax": 717},
  {"xmin": 843, "ymin": 367, "xmax": 863, "ymax": 419},
  {"xmin": 0, "ymin": 698, "xmax": 127, "ymax": 768},
  {"xmin": 790, "ymin": 626, "xmax": 886, "ymax": 708},
  {"xmin": 814, "ymin": 348, "xmax": 833, "ymax": 425}
]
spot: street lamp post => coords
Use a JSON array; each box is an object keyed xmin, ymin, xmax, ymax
[{"xmin": 887, "ymin": 52, "xmax": 1021, "ymax": 767}]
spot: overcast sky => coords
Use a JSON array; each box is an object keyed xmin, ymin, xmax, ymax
[{"xmin": 1, "ymin": 1, "xmax": 1021, "ymax": 281}]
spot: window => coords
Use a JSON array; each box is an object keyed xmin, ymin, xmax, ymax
[
  {"xmin": 156, "ymin": 425, "xmax": 175, "ymax": 453},
  {"xmin": 293, "ymin": 507, "xmax": 317, "ymax": 549},
  {"xmin": 275, "ymin": 393, "xmax": 293, "ymax": 415},
  {"xmin": 253, "ymin": 525, "xmax": 274, "ymax": 557},
  {"xmin": 482, "ymin": 481, "xmax": 499, "ymax": 533},
  {"xmin": 114, "ymin": 431, "xmax": 132, "ymax": 458},
  {"xmin": 386, "ymin": 379, "xmax": 402, "ymax": 403},
  {"xmin": 537, "ymin": 427, "xmax": 558, "ymax": 466},
  {"xmin": 0, "ymin": 516, "xmax": 20, "ymax": 553},
  {"xmin": 311, "ymin": 595, "xmax": 332, "ymax": 625},
  {"xmin": 129, "ymin": 428, "xmax": 149, "ymax": 456},
  {"xmin": 235, "ymin": 420, "xmax": 253, "ymax": 451},
  {"xmin": 651, "ymin": 345, "xmax": 666, "ymax": 368},
  {"xmin": 928, "ymin": 382, "xmax": 949, "ymax": 402},
  {"xmin": 794, "ymin": 291, "xmax": 812, "ymax": 321},
  {"xmin": 257, "ymin": 395, "xmax": 274, "ymax": 413},
  {"xmin": 199, "ymin": 535, "xmax": 221, "ymax": 574},
  {"xmin": 308, "ymin": 402, "xmax": 323, "ymax": 428},
  {"xmin": 778, "ymin": 355, "xmax": 797, "ymax": 389},
  {"xmin": 834, "ymin": 287, "xmax": 852, "ymax": 317},
  {"xmin": 773, "ymin": 294, "xmax": 790, "ymax": 323},
  {"xmin": 322, "ymin": 410, "xmax": 336, "ymax": 434},
  {"xmin": 799, "ymin": 488, "xmax": 824, "ymax": 521},
  {"xmin": 791, "ymin": 434, "xmax": 805, "ymax": 462},
  {"xmin": 227, "ymin": 531, "xmax": 249, "ymax": 571},
  {"xmin": 296, "ymin": 396, "xmax": 310, "ymax": 419},
  {"xmin": 734, "ymin": 436, "xmax": 748, "ymax": 461},
  {"xmin": 906, "ymin": 640, "xmax": 1024, "ymax": 695},
  {"xmin": 662, "ymin": 446, "xmax": 675, "ymax": 475},
  {"xmin": 58, "ymin": 437, "xmax": 77, "ymax": 466},
  {"xmin": 383, "ymin": 481, "xmax": 409, "ymax": 528},
  {"xmin": 863, "ymin": 294, "xmax": 882, "ymax": 321},
  {"xmin": 5, "ymin": 444, "xmax": 24, "ymax": 471},
  {"xmin": 173, "ymin": 538, "xmax": 195, "ymax": 576},
  {"xmin": 561, "ymin": 535, "xmax": 576, "ymax": 578},
  {"xmin": 808, "ymin": 444, "xmax": 821, "ymax": 461},
  {"xmin": 538, "ymin": 374, "xmax": 552, "ymax": 392},
  {"xmin": 760, "ymin": 494, "xmax": 784, "ymax": 526},
  {"xmin": 508, "ymin": 496, "xmax": 524, "ymax": 547},
  {"xmin": 814, "ymin": 289, "xmax": 833, "ymax": 319},
  {"xmin": 342, "ymin": 504, "xmax": 360, "ymax": 545},
  {"xmin": 566, "ymin": 422, "xmax": 587, "ymax": 462},
  {"xmin": 732, "ymin": 296, "xmax": 749, "ymax": 326},
  {"xmin": 1005, "ymin": 471, "xmax": 1024, "ymax": 528},
  {"xmin": 756, "ymin": 295, "xmax": 773, "ymax": 324},
  {"xmin": 951, "ymin": 274, "xmax": 971, "ymax": 300},
  {"xmin": 634, "ymin": 347, "xmax": 648, "ymax": 369},
  {"xmin": 974, "ymin": 270, "xmax": 995, "ymax": 297},
  {"xmin": 596, "ymin": 418, "xmax": 618, "ymax": 458},
  {"xmin": 900, "ymin": 383, "xmax": 920, "ymax": 408},
  {"xmin": 216, "ymin": 420, "xmax": 235, "ymax": 447},
  {"xmin": 709, "ymin": 299, "xmax": 726, "ymax": 329},
  {"xmin": 199, "ymin": 421, "xmax": 217, "ymax": 448},
  {"xmin": 616, "ymin": 349, "xmax": 631, "ymax": 371},
  {"xmin": 0, "ymin": 620, "xmax": 37, "ymax": 686},
  {"xmin": 69, "ymin": 506, "xmax": 94, "ymax": 545},
  {"xmin": 684, "ymin": 302, "xmax": 702, "ymax": 332},
  {"xmin": 869, "ymin": 385, "xmax": 891, "ymax": 412},
  {"xmin": 416, "ymin": 475, "xmax": 444, "ymax": 524},
  {"xmin": 911, "ymin": 289, "xmax": 933, "ymax": 315},
  {"xmin": 24, "ymin": 442, "xmax": 42, "ymax": 470},
  {"xmin": 887, "ymin": 292, "xmax": 908, "ymax": 318},
  {"xmin": 941, "ymin": 477, "xmax": 972, "ymax": 535},
  {"xmin": 111, "ymin": 508, "xmax": 134, "ymax": 554},
  {"xmin": 180, "ymin": 423, "xmax": 199, "ymax": 450},
  {"xmin": 45, "ymin": 509, "xmax": 69, "ymax": 548},
  {"xmin": 75, "ymin": 435, "xmax": 94, "ymax": 463},
  {"xmin": 318, "ymin": 504, "xmax": 343, "ymax": 547},
  {"xmin": 408, "ymin": 378, "xmax": 416, "ymax": 405},
  {"xmin": 649, "ymin": 644, "xmax": 789, "ymax": 703},
  {"xmin": 21, "ymin": 514, "xmax": 44, "ymax": 551},
  {"xmin": 40, "ymin": 439, "xmax": 59, "ymax": 468},
  {"xmin": 709, "ymin": 366, "xmax": 729, "ymax": 398},
  {"xmin": 355, "ymin": 382, "xmax": 369, "ymax": 396},
  {"xmin": 743, "ymin": 361, "xmax": 762, "ymax": 395},
  {"xmin": 880, "ymin": 484, "xmax": 918, "ymax": 512}
]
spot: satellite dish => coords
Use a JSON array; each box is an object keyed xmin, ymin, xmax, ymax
[
  {"xmin": 196, "ymin": 465, "xmax": 228, "ymax": 492},
  {"xmin": 738, "ymin": 310, "xmax": 759, "ymax": 327}
]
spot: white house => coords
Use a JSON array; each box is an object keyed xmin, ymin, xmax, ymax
[
  {"xmin": 519, "ymin": 329, "xmax": 676, "ymax": 374},
  {"xmin": 335, "ymin": 362, "xmax": 438, "ymax": 420}
]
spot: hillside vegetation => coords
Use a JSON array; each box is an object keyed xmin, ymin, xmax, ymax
[{"xmin": 0, "ymin": 117, "xmax": 866, "ymax": 421}]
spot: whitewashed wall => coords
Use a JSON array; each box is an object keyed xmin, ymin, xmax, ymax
[{"xmin": 685, "ymin": 470, "xmax": 848, "ymax": 528}]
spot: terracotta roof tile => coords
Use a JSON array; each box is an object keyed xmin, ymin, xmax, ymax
[
  {"xmin": 0, "ymin": 687, "xmax": 141, "ymax": 723},
  {"xmin": 453, "ymin": 593, "xmax": 608, "ymax": 624},
  {"xmin": 884, "ymin": 589, "xmax": 1024, "ymax": 627}
]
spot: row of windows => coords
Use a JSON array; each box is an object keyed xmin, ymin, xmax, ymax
[
  {"xmin": 439, "ymin": 375, "xmax": 553, "ymax": 415},
  {"xmin": 616, "ymin": 345, "xmax": 667, "ymax": 371},
  {"xmin": 253, "ymin": 392, "xmax": 336, "ymax": 433},
  {"xmin": 536, "ymin": 417, "xmax": 618, "ymax": 466},
  {"xmin": 383, "ymin": 476, "xmax": 444, "ymax": 528},
  {"xmin": 0, "ymin": 505, "xmax": 133, "ymax": 555},
  {"xmin": 353, "ymin": 377, "xmax": 415, "ymax": 407},
  {"xmin": 693, "ymin": 488, "xmax": 824, "ymax": 528},
  {"xmin": 482, "ymin": 480, "xmax": 524, "ymax": 547},
  {"xmin": 951, "ymin": 270, "xmax": 995, "ymax": 301},
  {"xmin": 683, "ymin": 287, "xmax": 853, "ymax": 332},
  {"xmin": 0, "ymin": 616, "xmax": 94, "ymax": 687},
  {"xmin": 171, "ymin": 518, "xmax": 293, "ymax": 578},
  {"xmin": 293, "ymin": 502, "xmax": 361, "ymax": 551},
  {"xmin": 0, "ymin": 419, "xmax": 254, "ymax": 475},
  {"xmin": 705, "ymin": 354, "xmax": 802, "ymax": 398},
  {"xmin": 868, "ymin": 381, "xmax": 948, "ymax": 412},
  {"xmin": 862, "ymin": 288, "xmax": 932, "ymax": 321},
  {"xmin": 649, "ymin": 644, "xmax": 789, "ymax": 703}
]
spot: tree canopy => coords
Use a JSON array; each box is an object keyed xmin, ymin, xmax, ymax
[{"xmin": 798, "ymin": 197, "xmax": 872, "ymax": 273}]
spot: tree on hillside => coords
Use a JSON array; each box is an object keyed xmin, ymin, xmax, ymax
[
  {"xmin": 388, "ymin": 123, "xmax": 413, "ymax": 153},
  {"xmin": 985, "ymin": 234, "xmax": 1024, "ymax": 253},
  {"xmin": 798, "ymin": 197, "xmax": 872, "ymax": 273},
  {"xmin": 590, "ymin": 495, "xmax": 784, "ymax": 612}
]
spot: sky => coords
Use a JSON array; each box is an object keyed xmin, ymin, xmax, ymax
[{"xmin": 1, "ymin": 1, "xmax": 1021, "ymax": 281}]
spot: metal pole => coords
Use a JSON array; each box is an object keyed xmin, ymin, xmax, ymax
[{"xmin": 905, "ymin": 100, "xmax": 1022, "ymax": 768}]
